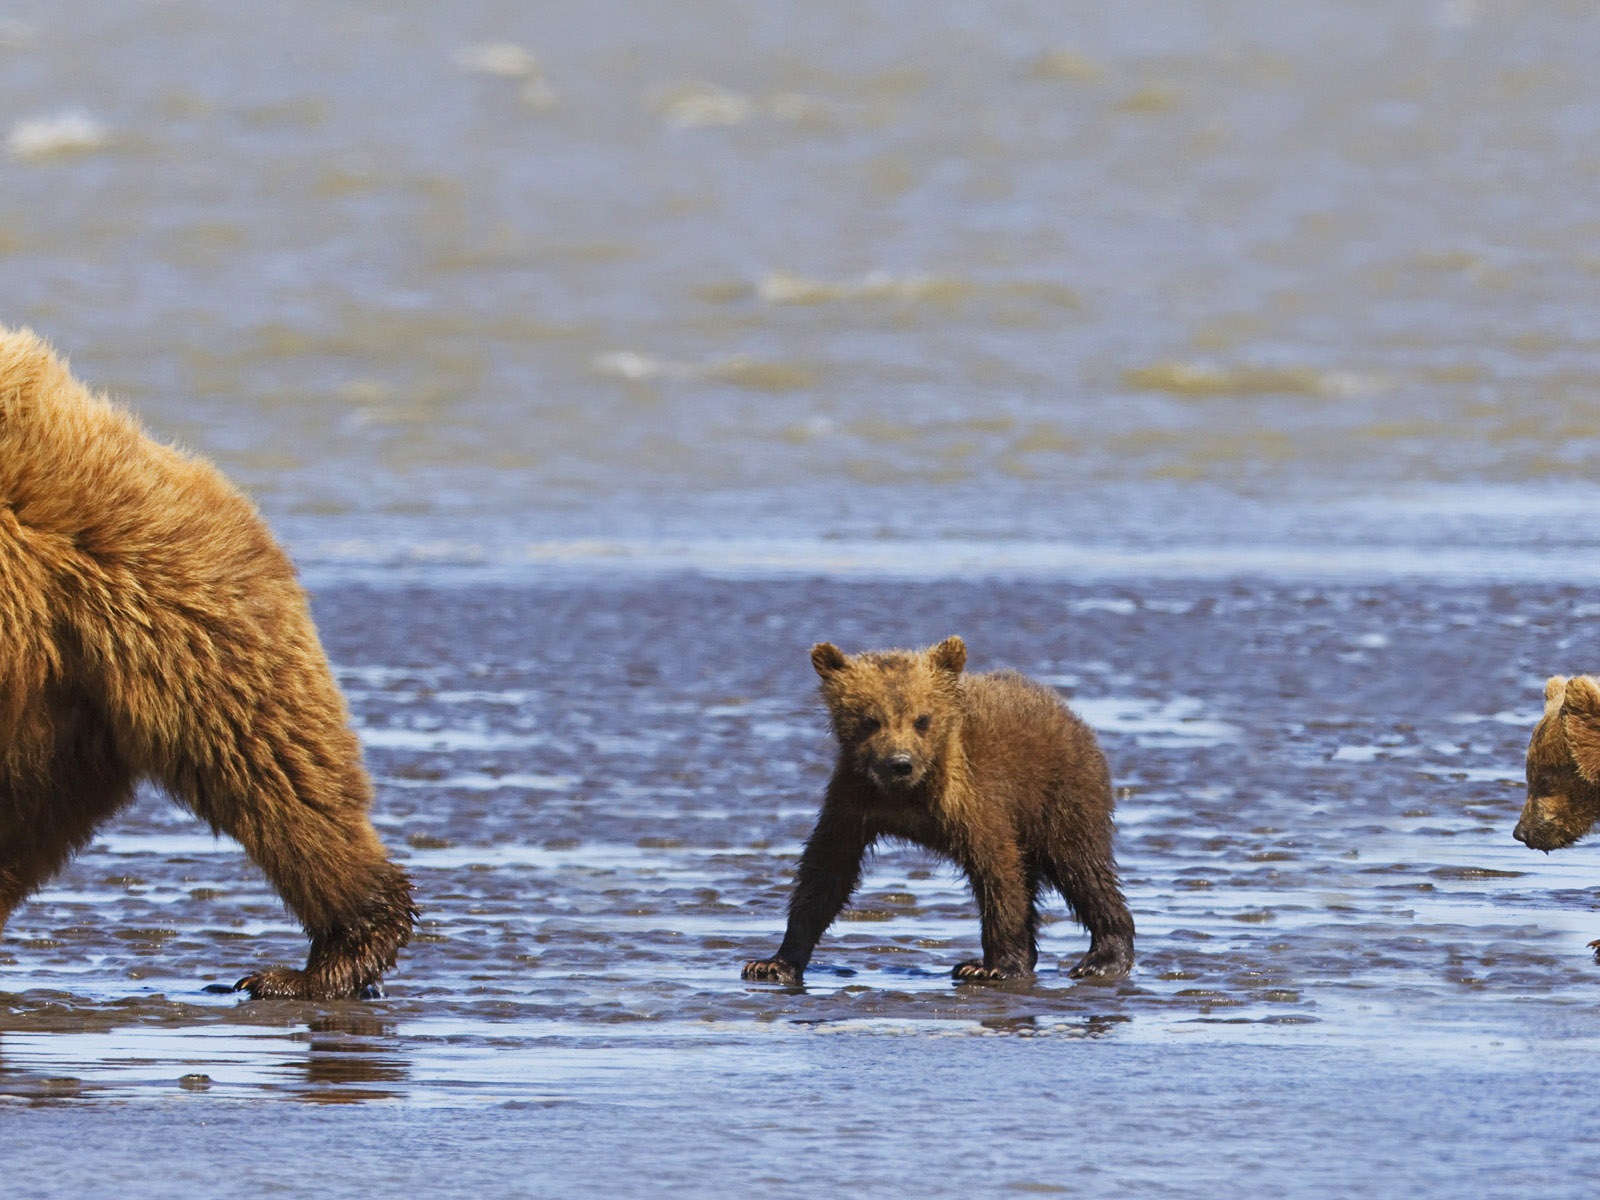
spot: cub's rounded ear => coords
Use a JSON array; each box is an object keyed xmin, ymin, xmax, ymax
[
  {"xmin": 811, "ymin": 642, "xmax": 849, "ymax": 678},
  {"xmin": 929, "ymin": 635, "xmax": 967, "ymax": 676},
  {"xmin": 1563, "ymin": 675, "xmax": 1600, "ymax": 714},
  {"xmin": 1544, "ymin": 675, "xmax": 1570, "ymax": 716},
  {"xmin": 1561, "ymin": 676, "xmax": 1600, "ymax": 783}
]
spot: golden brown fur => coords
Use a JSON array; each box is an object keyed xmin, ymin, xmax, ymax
[
  {"xmin": 1515, "ymin": 674, "xmax": 1600, "ymax": 961},
  {"xmin": 1516, "ymin": 675, "xmax": 1600, "ymax": 855},
  {"xmin": 0, "ymin": 327, "xmax": 413, "ymax": 999},
  {"xmin": 743, "ymin": 636, "xmax": 1134, "ymax": 985}
]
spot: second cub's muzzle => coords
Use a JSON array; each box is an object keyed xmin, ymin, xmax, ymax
[{"xmin": 1513, "ymin": 797, "xmax": 1577, "ymax": 852}]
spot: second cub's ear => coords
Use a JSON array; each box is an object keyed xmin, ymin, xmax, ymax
[
  {"xmin": 812, "ymin": 642, "xmax": 849, "ymax": 678},
  {"xmin": 1544, "ymin": 675, "xmax": 1570, "ymax": 716},
  {"xmin": 929, "ymin": 635, "xmax": 966, "ymax": 676},
  {"xmin": 1561, "ymin": 676, "xmax": 1600, "ymax": 782}
]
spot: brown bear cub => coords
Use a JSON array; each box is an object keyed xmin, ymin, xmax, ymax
[
  {"xmin": 0, "ymin": 327, "xmax": 414, "ymax": 999},
  {"xmin": 1515, "ymin": 676, "xmax": 1600, "ymax": 853},
  {"xmin": 1516, "ymin": 675, "xmax": 1600, "ymax": 959},
  {"xmin": 743, "ymin": 636, "xmax": 1134, "ymax": 985}
]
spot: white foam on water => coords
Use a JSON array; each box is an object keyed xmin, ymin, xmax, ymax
[
  {"xmin": 291, "ymin": 533, "xmax": 1600, "ymax": 587},
  {"xmin": 379, "ymin": 771, "xmax": 579, "ymax": 792},
  {"xmin": 7, "ymin": 111, "xmax": 108, "ymax": 160},
  {"xmin": 1071, "ymin": 695, "xmax": 1242, "ymax": 747},
  {"xmin": 356, "ymin": 726, "xmax": 552, "ymax": 751}
]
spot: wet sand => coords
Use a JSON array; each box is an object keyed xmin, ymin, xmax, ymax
[{"xmin": 4, "ymin": 572, "xmax": 1600, "ymax": 1195}]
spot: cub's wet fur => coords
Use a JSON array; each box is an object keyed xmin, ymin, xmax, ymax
[
  {"xmin": 1516, "ymin": 675, "xmax": 1600, "ymax": 962},
  {"xmin": 743, "ymin": 636, "xmax": 1134, "ymax": 985},
  {"xmin": 1516, "ymin": 675, "xmax": 1600, "ymax": 854}
]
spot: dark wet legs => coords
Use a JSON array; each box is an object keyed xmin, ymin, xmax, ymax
[
  {"xmin": 1047, "ymin": 856, "xmax": 1135, "ymax": 981},
  {"xmin": 172, "ymin": 738, "xmax": 415, "ymax": 1001},
  {"xmin": 953, "ymin": 861, "xmax": 1039, "ymax": 982},
  {"xmin": 0, "ymin": 757, "xmax": 133, "ymax": 936},
  {"xmin": 742, "ymin": 802, "xmax": 869, "ymax": 985},
  {"xmin": 232, "ymin": 862, "xmax": 415, "ymax": 1000},
  {"xmin": 221, "ymin": 806, "xmax": 416, "ymax": 1000}
]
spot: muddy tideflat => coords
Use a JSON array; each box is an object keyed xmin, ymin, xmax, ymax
[{"xmin": 3, "ymin": 574, "xmax": 1599, "ymax": 1195}]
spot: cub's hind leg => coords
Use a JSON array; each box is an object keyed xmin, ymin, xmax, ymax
[
  {"xmin": 1044, "ymin": 849, "xmax": 1134, "ymax": 980},
  {"xmin": 954, "ymin": 844, "xmax": 1041, "ymax": 983}
]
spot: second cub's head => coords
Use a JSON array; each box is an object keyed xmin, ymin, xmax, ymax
[
  {"xmin": 1516, "ymin": 675, "xmax": 1600, "ymax": 852},
  {"xmin": 810, "ymin": 635, "xmax": 967, "ymax": 792}
]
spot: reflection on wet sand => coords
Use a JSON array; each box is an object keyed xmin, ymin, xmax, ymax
[
  {"xmin": 292, "ymin": 1016, "xmax": 408, "ymax": 1103},
  {"xmin": 0, "ymin": 1013, "xmax": 409, "ymax": 1106}
]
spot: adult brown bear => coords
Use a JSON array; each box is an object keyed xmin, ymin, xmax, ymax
[{"xmin": 0, "ymin": 327, "xmax": 414, "ymax": 999}]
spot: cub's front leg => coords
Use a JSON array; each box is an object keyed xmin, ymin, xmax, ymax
[{"xmin": 742, "ymin": 791, "xmax": 870, "ymax": 984}]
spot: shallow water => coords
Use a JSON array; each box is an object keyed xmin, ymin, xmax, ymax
[
  {"xmin": 7, "ymin": 0, "xmax": 1600, "ymax": 1195},
  {"xmin": 6, "ymin": 578, "xmax": 1600, "ymax": 1194},
  {"xmin": 7, "ymin": 0, "xmax": 1600, "ymax": 567}
]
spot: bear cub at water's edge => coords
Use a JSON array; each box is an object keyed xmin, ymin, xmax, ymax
[
  {"xmin": 0, "ymin": 327, "xmax": 415, "ymax": 999},
  {"xmin": 1515, "ymin": 675, "xmax": 1600, "ymax": 959},
  {"xmin": 743, "ymin": 636, "xmax": 1134, "ymax": 984},
  {"xmin": 1514, "ymin": 675, "xmax": 1600, "ymax": 854}
]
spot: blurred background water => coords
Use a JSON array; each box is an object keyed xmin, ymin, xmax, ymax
[
  {"xmin": 7, "ymin": 0, "xmax": 1600, "ymax": 576},
  {"xmin": 7, "ymin": 3, "xmax": 1600, "ymax": 1197}
]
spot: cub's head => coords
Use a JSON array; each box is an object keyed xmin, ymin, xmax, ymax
[
  {"xmin": 1516, "ymin": 675, "xmax": 1600, "ymax": 852},
  {"xmin": 810, "ymin": 635, "xmax": 967, "ymax": 792}
]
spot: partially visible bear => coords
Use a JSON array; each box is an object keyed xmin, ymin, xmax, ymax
[
  {"xmin": 742, "ymin": 635, "xmax": 1134, "ymax": 985},
  {"xmin": 0, "ymin": 327, "xmax": 414, "ymax": 999},
  {"xmin": 1516, "ymin": 675, "xmax": 1600, "ymax": 961},
  {"xmin": 1516, "ymin": 675, "xmax": 1600, "ymax": 853}
]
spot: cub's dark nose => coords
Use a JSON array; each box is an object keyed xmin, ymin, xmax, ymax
[
  {"xmin": 887, "ymin": 754, "xmax": 914, "ymax": 778},
  {"xmin": 1512, "ymin": 821, "xmax": 1529, "ymax": 845}
]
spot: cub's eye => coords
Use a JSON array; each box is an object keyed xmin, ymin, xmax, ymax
[
  {"xmin": 914, "ymin": 715, "xmax": 932, "ymax": 734},
  {"xmin": 859, "ymin": 717, "xmax": 881, "ymax": 735}
]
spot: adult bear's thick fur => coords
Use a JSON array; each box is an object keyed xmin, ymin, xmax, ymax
[{"xmin": 0, "ymin": 327, "xmax": 414, "ymax": 999}]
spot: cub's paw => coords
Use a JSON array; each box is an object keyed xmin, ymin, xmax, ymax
[
  {"xmin": 952, "ymin": 959, "xmax": 1030, "ymax": 983},
  {"xmin": 1067, "ymin": 937, "xmax": 1134, "ymax": 981},
  {"xmin": 742, "ymin": 958, "xmax": 802, "ymax": 985},
  {"xmin": 234, "ymin": 967, "xmax": 310, "ymax": 1000}
]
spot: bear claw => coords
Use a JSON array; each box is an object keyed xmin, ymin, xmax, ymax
[
  {"xmin": 952, "ymin": 959, "xmax": 1030, "ymax": 983},
  {"xmin": 233, "ymin": 968, "xmax": 388, "ymax": 1001},
  {"xmin": 234, "ymin": 968, "xmax": 308, "ymax": 1000},
  {"xmin": 741, "ymin": 958, "xmax": 802, "ymax": 985},
  {"xmin": 1067, "ymin": 939, "xmax": 1134, "ymax": 981}
]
